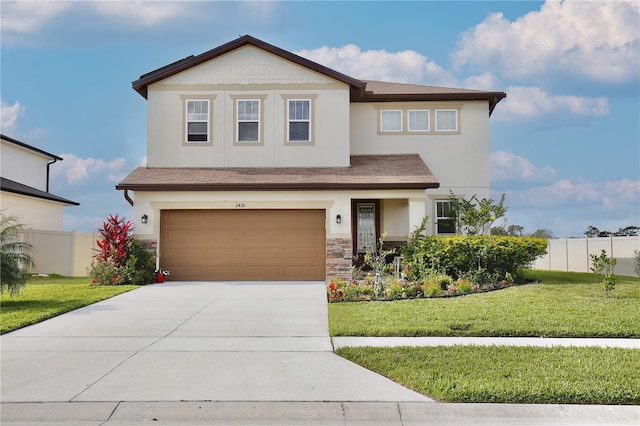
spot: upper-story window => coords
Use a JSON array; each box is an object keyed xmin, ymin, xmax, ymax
[
  {"xmin": 185, "ymin": 99, "xmax": 209, "ymax": 143},
  {"xmin": 288, "ymin": 99, "xmax": 311, "ymax": 142},
  {"xmin": 375, "ymin": 104, "xmax": 461, "ymax": 135},
  {"xmin": 435, "ymin": 109, "xmax": 458, "ymax": 132},
  {"xmin": 380, "ymin": 110, "xmax": 402, "ymax": 132},
  {"xmin": 408, "ymin": 109, "xmax": 430, "ymax": 132},
  {"xmin": 237, "ymin": 99, "xmax": 261, "ymax": 143}
]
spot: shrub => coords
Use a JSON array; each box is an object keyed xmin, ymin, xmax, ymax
[
  {"xmin": 422, "ymin": 280, "xmax": 441, "ymax": 297},
  {"xmin": 88, "ymin": 261, "xmax": 124, "ymax": 286},
  {"xmin": 456, "ymin": 278, "xmax": 473, "ymax": 294},
  {"xmin": 122, "ymin": 240, "xmax": 156, "ymax": 285},
  {"xmin": 384, "ymin": 277, "xmax": 407, "ymax": 300},
  {"xmin": 0, "ymin": 213, "xmax": 36, "ymax": 296},
  {"xmin": 404, "ymin": 236, "xmax": 547, "ymax": 282}
]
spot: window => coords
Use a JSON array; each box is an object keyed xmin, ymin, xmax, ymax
[
  {"xmin": 408, "ymin": 109, "xmax": 430, "ymax": 132},
  {"xmin": 380, "ymin": 110, "xmax": 402, "ymax": 132},
  {"xmin": 237, "ymin": 99, "xmax": 260, "ymax": 142},
  {"xmin": 436, "ymin": 200, "xmax": 456, "ymax": 235},
  {"xmin": 288, "ymin": 99, "xmax": 310, "ymax": 142},
  {"xmin": 435, "ymin": 109, "xmax": 458, "ymax": 132},
  {"xmin": 185, "ymin": 100, "xmax": 209, "ymax": 142}
]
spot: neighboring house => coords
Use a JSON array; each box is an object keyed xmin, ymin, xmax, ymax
[
  {"xmin": 117, "ymin": 35, "xmax": 506, "ymax": 281},
  {"xmin": 0, "ymin": 134, "xmax": 79, "ymax": 230}
]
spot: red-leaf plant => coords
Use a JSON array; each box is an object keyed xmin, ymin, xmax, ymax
[{"xmin": 95, "ymin": 214, "xmax": 133, "ymax": 268}]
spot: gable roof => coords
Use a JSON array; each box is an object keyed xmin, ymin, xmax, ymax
[
  {"xmin": 132, "ymin": 35, "xmax": 367, "ymax": 99},
  {"xmin": 1, "ymin": 177, "xmax": 80, "ymax": 206},
  {"xmin": 131, "ymin": 35, "xmax": 506, "ymax": 114},
  {"xmin": 1, "ymin": 133, "xmax": 63, "ymax": 161},
  {"xmin": 116, "ymin": 154, "xmax": 439, "ymax": 192}
]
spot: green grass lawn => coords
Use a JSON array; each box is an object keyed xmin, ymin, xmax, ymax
[
  {"xmin": 329, "ymin": 270, "xmax": 640, "ymax": 337},
  {"xmin": 0, "ymin": 275, "xmax": 138, "ymax": 334},
  {"xmin": 336, "ymin": 345, "xmax": 640, "ymax": 405}
]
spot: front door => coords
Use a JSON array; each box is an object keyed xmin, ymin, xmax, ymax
[{"xmin": 352, "ymin": 200, "xmax": 381, "ymax": 257}]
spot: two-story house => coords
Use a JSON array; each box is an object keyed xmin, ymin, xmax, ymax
[
  {"xmin": 1, "ymin": 134, "xmax": 79, "ymax": 230},
  {"xmin": 116, "ymin": 36, "xmax": 506, "ymax": 281}
]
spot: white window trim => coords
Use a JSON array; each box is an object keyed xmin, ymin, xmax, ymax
[
  {"xmin": 287, "ymin": 99, "xmax": 311, "ymax": 143},
  {"xmin": 435, "ymin": 109, "xmax": 458, "ymax": 132},
  {"xmin": 408, "ymin": 109, "xmax": 430, "ymax": 132},
  {"xmin": 380, "ymin": 109, "xmax": 403, "ymax": 132},
  {"xmin": 236, "ymin": 99, "xmax": 261, "ymax": 143}
]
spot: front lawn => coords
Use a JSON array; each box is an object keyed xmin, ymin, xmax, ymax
[
  {"xmin": 329, "ymin": 270, "xmax": 640, "ymax": 337},
  {"xmin": 0, "ymin": 275, "xmax": 138, "ymax": 334},
  {"xmin": 336, "ymin": 345, "xmax": 640, "ymax": 405}
]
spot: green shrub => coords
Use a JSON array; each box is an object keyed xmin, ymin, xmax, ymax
[
  {"xmin": 384, "ymin": 277, "xmax": 408, "ymax": 300},
  {"xmin": 88, "ymin": 261, "xmax": 124, "ymax": 285},
  {"xmin": 422, "ymin": 280, "xmax": 441, "ymax": 297},
  {"xmin": 456, "ymin": 278, "xmax": 473, "ymax": 294},
  {"xmin": 404, "ymin": 236, "xmax": 547, "ymax": 282},
  {"xmin": 122, "ymin": 240, "xmax": 156, "ymax": 285}
]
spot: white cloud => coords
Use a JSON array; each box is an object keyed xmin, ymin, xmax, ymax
[
  {"xmin": 0, "ymin": 1, "xmax": 71, "ymax": 33},
  {"xmin": 0, "ymin": 99, "xmax": 24, "ymax": 134},
  {"xmin": 496, "ymin": 86, "xmax": 609, "ymax": 120},
  {"xmin": 91, "ymin": 1, "xmax": 190, "ymax": 26},
  {"xmin": 454, "ymin": 1, "xmax": 640, "ymax": 85},
  {"xmin": 503, "ymin": 178, "xmax": 640, "ymax": 210},
  {"xmin": 52, "ymin": 153, "xmax": 127, "ymax": 184},
  {"xmin": 1, "ymin": 98, "xmax": 48, "ymax": 142},
  {"xmin": 490, "ymin": 151, "xmax": 557, "ymax": 183},
  {"xmin": 296, "ymin": 45, "xmax": 457, "ymax": 86}
]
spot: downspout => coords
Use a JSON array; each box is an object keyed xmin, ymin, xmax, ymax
[
  {"xmin": 46, "ymin": 158, "xmax": 58, "ymax": 192},
  {"xmin": 123, "ymin": 189, "xmax": 134, "ymax": 206}
]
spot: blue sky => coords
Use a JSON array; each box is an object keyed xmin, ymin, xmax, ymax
[{"xmin": 1, "ymin": 0, "xmax": 638, "ymax": 237}]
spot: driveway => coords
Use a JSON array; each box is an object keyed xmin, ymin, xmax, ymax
[{"xmin": 1, "ymin": 281, "xmax": 429, "ymax": 403}]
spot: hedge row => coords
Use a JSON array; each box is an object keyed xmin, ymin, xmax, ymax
[{"xmin": 402, "ymin": 236, "xmax": 548, "ymax": 282}]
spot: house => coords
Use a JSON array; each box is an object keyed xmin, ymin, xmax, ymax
[
  {"xmin": 116, "ymin": 35, "xmax": 506, "ymax": 281},
  {"xmin": 0, "ymin": 134, "xmax": 79, "ymax": 230}
]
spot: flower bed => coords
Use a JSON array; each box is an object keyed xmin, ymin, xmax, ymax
[{"xmin": 327, "ymin": 273, "xmax": 521, "ymax": 303}]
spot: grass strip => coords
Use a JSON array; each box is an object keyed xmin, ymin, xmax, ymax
[
  {"xmin": 336, "ymin": 345, "xmax": 640, "ymax": 404},
  {"xmin": 329, "ymin": 271, "xmax": 640, "ymax": 337},
  {"xmin": 0, "ymin": 275, "xmax": 138, "ymax": 334}
]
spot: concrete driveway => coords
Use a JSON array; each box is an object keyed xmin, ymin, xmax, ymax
[{"xmin": 1, "ymin": 281, "xmax": 429, "ymax": 403}]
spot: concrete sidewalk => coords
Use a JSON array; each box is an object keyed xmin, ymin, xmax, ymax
[{"xmin": 1, "ymin": 281, "xmax": 638, "ymax": 425}]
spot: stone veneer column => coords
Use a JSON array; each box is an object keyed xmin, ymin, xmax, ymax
[{"xmin": 326, "ymin": 238, "xmax": 352, "ymax": 280}]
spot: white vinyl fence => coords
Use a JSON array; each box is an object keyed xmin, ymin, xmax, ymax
[
  {"xmin": 533, "ymin": 236, "xmax": 640, "ymax": 277},
  {"xmin": 19, "ymin": 229, "xmax": 99, "ymax": 277}
]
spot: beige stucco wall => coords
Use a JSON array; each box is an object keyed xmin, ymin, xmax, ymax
[
  {"xmin": 1, "ymin": 139, "xmax": 52, "ymax": 191},
  {"xmin": 0, "ymin": 192, "xmax": 65, "ymax": 230},
  {"xmin": 350, "ymin": 102, "xmax": 490, "ymax": 182},
  {"xmin": 146, "ymin": 46, "xmax": 351, "ymax": 168},
  {"xmin": 131, "ymin": 189, "xmax": 425, "ymax": 247}
]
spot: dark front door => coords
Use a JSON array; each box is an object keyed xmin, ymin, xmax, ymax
[{"xmin": 351, "ymin": 200, "xmax": 381, "ymax": 258}]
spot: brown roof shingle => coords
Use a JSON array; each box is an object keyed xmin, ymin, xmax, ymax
[{"xmin": 116, "ymin": 154, "xmax": 439, "ymax": 191}]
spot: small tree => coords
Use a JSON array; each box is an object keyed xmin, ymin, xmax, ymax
[
  {"xmin": 448, "ymin": 191, "xmax": 507, "ymax": 235},
  {"xmin": 590, "ymin": 249, "xmax": 617, "ymax": 298},
  {"xmin": 0, "ymin": 213, "xmax": 35, "ymax": 296}
]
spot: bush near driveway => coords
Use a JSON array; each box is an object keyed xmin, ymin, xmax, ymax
[{"xmin": 0, "ymin": 275, "xmax": 138, "ymax": 334}]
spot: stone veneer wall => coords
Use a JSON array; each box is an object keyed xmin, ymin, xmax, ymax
[{"xmin": 326, "ymin": 238, "xmax": 352, "ymax": 280}]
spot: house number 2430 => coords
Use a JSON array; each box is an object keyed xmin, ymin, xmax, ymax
[{"xmin": 235, "ymin": 203, "xmax": 246, "ymax": 208}]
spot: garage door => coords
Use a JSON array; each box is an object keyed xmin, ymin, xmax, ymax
[{"xmin": 160, "ymin": 209, "xmax": 326, "ymax": 281}]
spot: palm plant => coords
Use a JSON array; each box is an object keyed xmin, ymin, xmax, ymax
[{"xmin": 0, "ymin": 212, "xmax": 35, "ymax": 295}]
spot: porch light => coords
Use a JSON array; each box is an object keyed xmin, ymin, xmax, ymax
[
  {"xmin": 336, "ymin": 214, "xmax": 342, "ymax": 224},
  {"xmin": 141, "ymin": 214, "xmax": 148, "ymax": 224}
]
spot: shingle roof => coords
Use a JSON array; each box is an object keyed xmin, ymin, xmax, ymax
[
  {"xmin": 116, "ymin": 154, "xmax": 439, "ymax": 191},
  {"xmin": 360, "ymin": 80, "xmax": 506, "ymax": 114},
  {"xmin": 131, "ymin": 35, "xmax": 506, "ymax": 114},
  {"xmin": 1, "ymin": 177, "xmax": 80, "ymax": 206}
]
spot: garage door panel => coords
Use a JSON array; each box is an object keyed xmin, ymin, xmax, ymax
[{"xmin": 161, "ymin": 209, "xmax": 325, "ymax": 281}]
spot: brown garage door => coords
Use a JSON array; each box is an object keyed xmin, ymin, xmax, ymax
[{"xmin": 160, "ymin": 209, "xmax": 326, "ymax": 281}]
